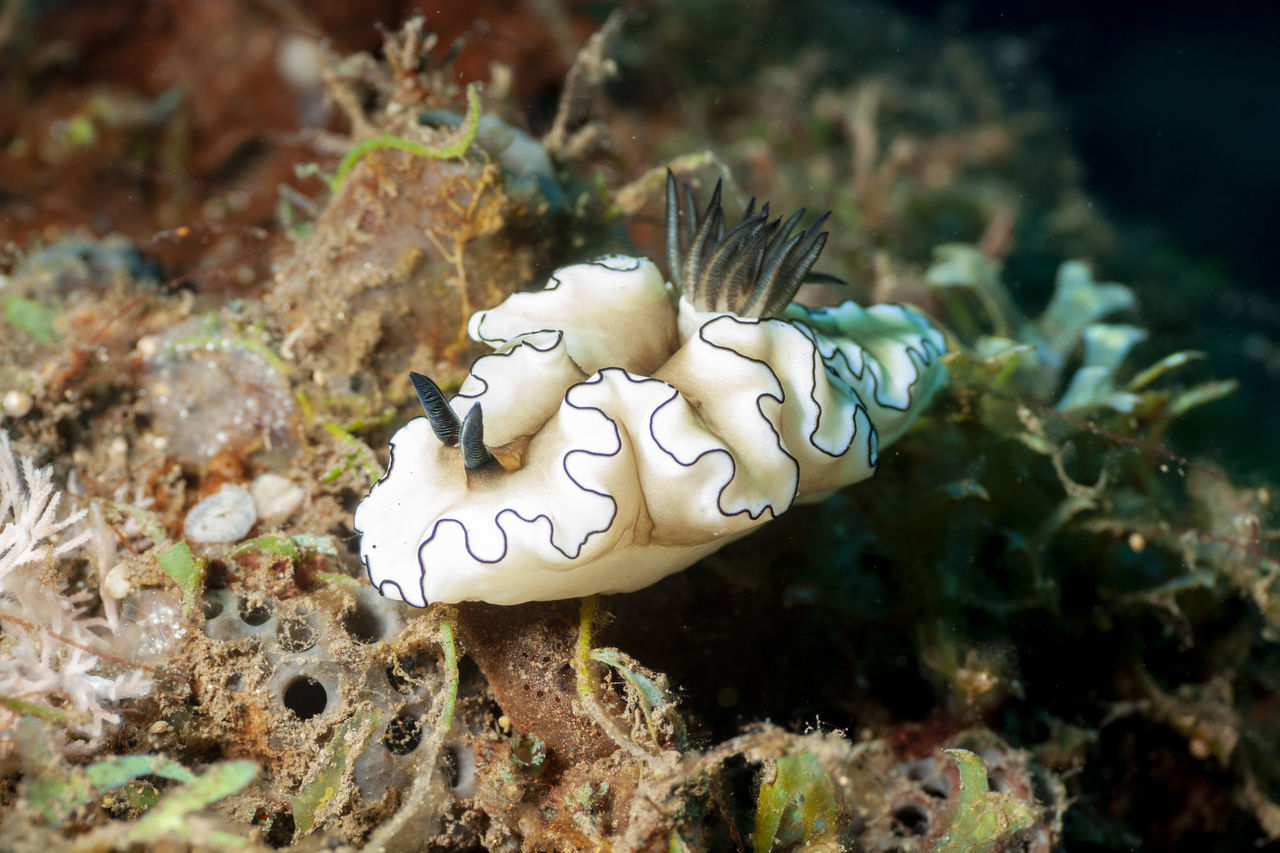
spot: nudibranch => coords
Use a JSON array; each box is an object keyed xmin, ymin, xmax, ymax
[{"xmin": 355, "ymin": 172, "xmax": 946, "ymax": 605}]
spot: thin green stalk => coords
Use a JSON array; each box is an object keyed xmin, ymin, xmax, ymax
[
  {"xmin": 576, "ymin": 594, "xmax": 599, "ymax": 700},
  {"xmin": 332, "ymin": 82, "xmax": 483, "ymax": 190},
  {"xmin": 0, "ymin": 694, "xmax": 69, "ymax": 723},
  {"xmin": 438, "ymin": 615, "xmax": 459, "ymax": 732}
]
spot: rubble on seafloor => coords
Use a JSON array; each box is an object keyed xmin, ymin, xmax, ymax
[{"xmin": 0, "ymin": 3, "xmax": 1277, "ymax": 851}]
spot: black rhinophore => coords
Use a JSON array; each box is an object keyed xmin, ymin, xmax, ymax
[
  {"xmin": 460, "ymin": 403, "xmax": 495, "ymax": 470},
  {"xmin": 411, "ymin": 371, "xmax": 462, "ymax": 447}
]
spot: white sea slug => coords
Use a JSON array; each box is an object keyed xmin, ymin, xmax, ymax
[{"xmin": 355, "ymin": 172, "xmax": 946, "ymax": 605}]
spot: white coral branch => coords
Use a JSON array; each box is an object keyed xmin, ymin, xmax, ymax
[
  {"xmin": 0, "ymin": 434, "xmax": 90, "ymax": 584},
  {"xmin": 0, "ymin": 434, "xmax": 150, "ymax": 744}
]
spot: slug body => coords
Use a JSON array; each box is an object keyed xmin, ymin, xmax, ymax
[{"xmin": 355, "ymin": 178, "xmax": 946, "ymax": 605}]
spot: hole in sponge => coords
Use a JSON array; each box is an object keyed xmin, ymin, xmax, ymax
[
  {"xmin": 277, "ymin": 614, "xmax": 316, "ymax": 651},
  {"xmin": 386, "ymin": 653, "xmax": 435, "ymax": 694},
  {"xmin": 239, "ymin": 599, "xmax": 273, "ymax": 626},
  {"xmin": 383, "ymin": 712, "xmax": 423, "ymax": 755},
  {"xmin": 904, "ymin": 758, "xmax": 951, "ymax": 799},
  {"xmin": 342, "ymin": 597, "xmax": 386, "ymax": 644},
  {"xmin": 892, "ymin": 802, "xmax": 931, "ymax": 836},
  {"xmin": 447, "ymin": 744, "xmax": 478, "ymax": 797},
  {"xmin": 440, "ymin": 745, "xmax": 460, "ymax": 788},
  {"xmin": 251, "ymin": 806, "xmax": 295, "ymax": 849},
  {"xmin": 282, "ymin": 676, "xmax": 327, "ymax": 720}
]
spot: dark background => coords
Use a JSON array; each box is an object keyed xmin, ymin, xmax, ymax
[{"xmin": 893, "ymin": 0, "xmax": 1280, "ymax": 295}]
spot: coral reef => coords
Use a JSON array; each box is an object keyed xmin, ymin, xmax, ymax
[{"xmin": 0, "ymin": 4, "xmax": 1275, "ymax": 852}]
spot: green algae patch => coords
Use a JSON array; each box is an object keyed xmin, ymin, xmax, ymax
[
  {"xmin": 932, "ymin": 749, "xmax": 1037, "ymax": 852},
  {"xmin": 289, "ymin": 708, "xmax": 382, "ymax": 836},
  {"xmin": 23, "ymin": 750, "xmax": 196, "ymax": 824},
  {"xmin": 751, "ymin": 751, "xmax": 840, "ymax": 852},
  {"xmin": 2, "ymin": 295, "xmax": 59, "ymax": 345},
  {"xmin": 14, "ymin": 718, "xmax": 254, "ymax": 841},
  {"xmin": 110, "ymin": 501, "xmax": 170, "ymax": 548},
  {"xmin": 231, "ymin": 534, "xmax": 301, "ymax": 562},
  {"xmin": 127, "ymin": 760, "xmax": 258, "ymax": 844},
  {"xmin": 158, "ymin": 541, "xmax": 204, "ymax": 617}
]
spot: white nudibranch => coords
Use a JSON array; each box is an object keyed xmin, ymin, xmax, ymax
[{"xmin": 355, "ymin": 172, "xmax": 947, "ymax": 605}]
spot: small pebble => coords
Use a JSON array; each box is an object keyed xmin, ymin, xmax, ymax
[
  {"xmin": 184, "ymin": 484, "xmax": 257, "ymax": 543},
  {"xmin": 135, "ymin": 335, "xmax": 160, "ymax": 359},
  {"xmin": 2, "ymin": 390, "xmax": 33, "ymax": 418},
  {"xmin": 277, "ymin": 34, "xmax": 326, "ymax": 90},
  {"xmin": 250, "ymin": 473, "xmax": 305, "ymax": 524}
]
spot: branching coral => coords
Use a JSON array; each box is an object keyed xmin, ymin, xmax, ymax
[
  {"xmin": 0, "ymin": 435, "xmax": 150, "ymax": 750},
  {"xmin": 356, "ymin": 174, "xmax": 946, "ymax": 605},
  {"xmin": 0, "ymin": 435, "xmax": 89, "ymax": 581}
]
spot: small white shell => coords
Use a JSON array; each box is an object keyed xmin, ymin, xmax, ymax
[
  {"xmin": 184, "ymin": 484, "xmax": 257, "ymax": 543},
  {"xmin": 103, "ymin": 563, "xmax": 132, "ymax": 601},
  {"xmin": 250, "ymin": 473, "xmax": 305, "ymax": 525}
]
